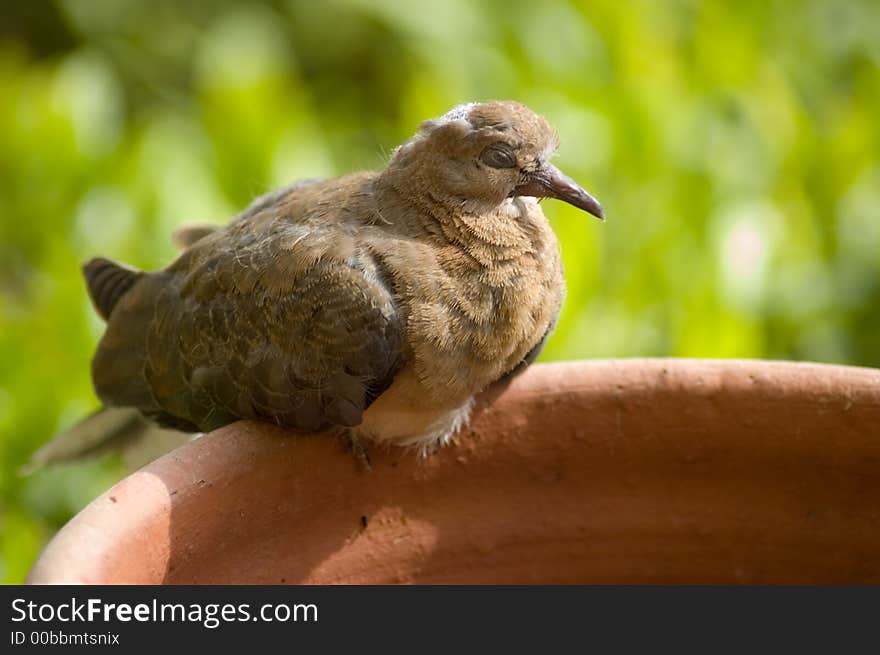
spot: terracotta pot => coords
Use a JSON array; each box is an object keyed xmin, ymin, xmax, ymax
[{"xmin": 27, "ymin": 359, "xmax": 880, "ymax": 584}]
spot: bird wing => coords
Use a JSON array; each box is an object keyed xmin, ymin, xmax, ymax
[
  {"xmin": 96, "ymin": 185, "xmax": 403, "ymax": 434},
  {"xmin": 170, "ymin": 180, "xmax": 324, "ymax": 251},
  {"xmin": 171, "ymin": 223, "xmax": 220, "ymax": 251}
]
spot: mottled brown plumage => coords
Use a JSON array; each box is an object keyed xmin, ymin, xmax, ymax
[{"xmin": 82, "ymin": 101, "xmax": 603, "ymax": 453}]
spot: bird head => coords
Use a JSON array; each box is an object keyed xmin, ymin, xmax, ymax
[{"xmin": 388, "ymin": 100, "xmax": 603, "ymax": 220}]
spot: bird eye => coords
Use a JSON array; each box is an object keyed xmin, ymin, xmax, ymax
[{"xmin": 479, "ymin": 144, "xmax": 517, "ymax": 169}]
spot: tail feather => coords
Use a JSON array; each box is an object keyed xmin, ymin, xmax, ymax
[
  {"xmin": 23, "ymin": 407, "xmax": 195, "ymax": 473},
  {"xmin": 82, "ymin": 258, "xmax": 141, "ymax": 321}
]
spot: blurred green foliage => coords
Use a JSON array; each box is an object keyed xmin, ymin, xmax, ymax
[{"xmin": 1, "ymin": 0, "xmax": 879, "ymax": 583}]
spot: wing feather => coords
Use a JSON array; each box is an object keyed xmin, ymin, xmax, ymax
[{"xmin": 93, "ymin": 177, "xmax": 403, "ymax": 434}]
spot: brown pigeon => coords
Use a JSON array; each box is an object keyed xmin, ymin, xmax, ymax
[{"xmin": 37, "ymin": 100, "xmax": 603, "ymax": 465}]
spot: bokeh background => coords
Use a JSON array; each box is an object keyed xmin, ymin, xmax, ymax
[{"xmin": 1, "ymin": 0, "xmax": 879, "ymax": 583}]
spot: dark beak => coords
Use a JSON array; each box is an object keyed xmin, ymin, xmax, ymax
[{"xmin": 513, "ymin": 162, "xmax": 604, "ymax": 220}]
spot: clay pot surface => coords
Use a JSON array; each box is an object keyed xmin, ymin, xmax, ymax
[{"xmin": 27, "ymin": 359, "xmax": 880, "ymax": 584}]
